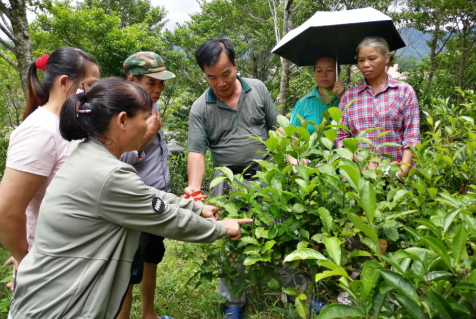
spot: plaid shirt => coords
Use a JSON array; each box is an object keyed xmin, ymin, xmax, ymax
[{"xmin": 335, "ymin": 74, "xmax": 420, "ymax": 163}]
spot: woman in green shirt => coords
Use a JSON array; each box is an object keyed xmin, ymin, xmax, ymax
[{"xmin": 290, "ymin": 56, "xmax": 346, "ymax": 133}]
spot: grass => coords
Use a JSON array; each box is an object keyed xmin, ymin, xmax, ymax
[
  {"xmin": 0, "ymin": 241, "xmax": 303, "ymax": 319},
  {"xmin": 0, "ymin": 245, "xmax": 12, "ymax": 319}
]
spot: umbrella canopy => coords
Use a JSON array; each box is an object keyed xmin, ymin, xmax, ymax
[{"xmin": 271, "ymin": 7, "xmax": 405, "ymax": 66}]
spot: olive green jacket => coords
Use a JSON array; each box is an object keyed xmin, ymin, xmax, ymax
[{"xmin": 10, "ymin": 138, "xmax": 225, "ymax": 319}]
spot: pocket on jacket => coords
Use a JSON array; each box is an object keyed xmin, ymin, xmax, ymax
[{"xmin": 250, "ymin": 116, "xmax": 266, "ymax": 136}]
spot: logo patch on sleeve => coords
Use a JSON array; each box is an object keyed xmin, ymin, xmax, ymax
[{"xmin": 152, "ymin": 197, "xmax": 167, "ymax": 214}]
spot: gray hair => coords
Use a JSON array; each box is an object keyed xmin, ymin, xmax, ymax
[{"xmin": 356, "ymin": 36, "xmax": 391, "ymax": 58}]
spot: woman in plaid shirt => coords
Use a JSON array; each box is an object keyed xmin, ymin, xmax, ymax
[{"xmin": 335, "ymin": 36, "xmax": 420, "ymax": 180}]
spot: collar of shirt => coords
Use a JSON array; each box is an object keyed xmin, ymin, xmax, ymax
[
  {"xmin": 357, "ymin": 73, "xmax": 399, "ymax": 95},
  {"xmin": 305, "ymin": 86, "xmax": 338, "ymax": 103},
  {"xmin": 206, "ymin": 76, "xmax": 252, "ymax": 104}
]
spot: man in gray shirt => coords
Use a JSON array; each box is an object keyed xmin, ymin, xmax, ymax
[
  {"xmin": 118, "ymin": 52, "xmax": 174, "ymax": 319},
  {"xmin": 185, "ymin": 38, "xmax": 280, "ymax": 319}
]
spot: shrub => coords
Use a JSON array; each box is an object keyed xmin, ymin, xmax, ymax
[{"xmin": 191, "ymin": 89, "xmax": 476, "ymax": 318}]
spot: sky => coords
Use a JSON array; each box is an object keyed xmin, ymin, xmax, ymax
[
  {"xmin": 18, "ymin": 0, "xmax": 202, "ymax": 29},
  {"xmin": 150, "ymin": 0, "xmax": 203, "ymax": 30}
]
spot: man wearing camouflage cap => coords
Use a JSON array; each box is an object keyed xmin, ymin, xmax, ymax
[{"xmin": 118, "ymin": 52, "xmax": 175, "ymax": 319}]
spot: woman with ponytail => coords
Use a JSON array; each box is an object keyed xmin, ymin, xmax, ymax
[
  {"xmin": 8, "ymin": 78, "xmax": 250, "ymax": 319},
  {"xmin": 0, "ymin": 47, "xmax": 99, "ymax": 276}
]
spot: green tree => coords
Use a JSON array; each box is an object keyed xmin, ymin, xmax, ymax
[
  {"xmin": 31, "ymin": 0, "xmax": 167, "ymax": 76},
  {"xmin": 0, "ymin": 0, "xmax": 34, "ymax": 99},
  {"xmin": 0, "ymin": 51, "xmax": 24, "ymax": 128},
  {"xmin": 83, "ymin": 0, "xmax": 168, "ymax": 34}
]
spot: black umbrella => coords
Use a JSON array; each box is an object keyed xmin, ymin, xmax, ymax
[{"xmin": 271, "ymin": 7, "xmax": 406, "ymax": 66}]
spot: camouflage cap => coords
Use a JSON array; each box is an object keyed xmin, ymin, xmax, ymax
[{"xmin": 123, "ymin": 52, "xmax": 176, "ymax": 80}]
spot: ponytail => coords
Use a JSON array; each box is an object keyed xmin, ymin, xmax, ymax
[
  {"xmin": 59, "ymin": 94, "xmax": 89, "ymax": 141},
  {"xmin": 24, "ymin": 47, "xmax": 97, "ymax": 120},
  {"xmin": 24, "ymin": 62, "xmax": 49, "ymax": 120}
]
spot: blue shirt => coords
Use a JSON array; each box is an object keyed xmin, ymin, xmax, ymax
[
  {"xmin": 120, "ymin": 102, "xmax": 170, "ymax": 192},
  {"xmin": 290, "ymin": 87, "xmax": 338, "ymax": 133}
]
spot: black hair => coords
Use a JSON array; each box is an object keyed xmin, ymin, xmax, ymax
[
  {"xmin": 25, "ymin": 47, "xmax": 97, "ymax": 120},
  {"xmin": 60, "ymin": 77, "xmax": 152, "ymax": 141},
  {"xmin": 194, "ymin": 38, "xmax": 235, "ymax": 71},
  {"xmin": 313, "ymin": 55, "xmax": 341, "ymax": 74}
]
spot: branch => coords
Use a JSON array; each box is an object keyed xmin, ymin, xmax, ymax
[
  {"xmin": 1, "ymin": 11, "xmax": 12, "ymax": 33},
  {"xmin": 0, "ymin": 19, "xmax": 14, "ymax": 41},
  {"xmin": 0, "ymin": 36, "xmax": 15, "ymax": 52},
  {"xmin": 434, "ymin": 29, "xmax": 455, "ymax": 57},
  {"xmin": 0, "ymin": 2, "xmax": 11, "ymax": 19},
  {"xmin": 0, "ymin": 49, "xmax": 17, "ymax": 68}
]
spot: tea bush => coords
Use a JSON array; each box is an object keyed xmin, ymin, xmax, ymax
[{"xmin": 192, "ymin": 89, "xmax": 476, "ymax": 318}]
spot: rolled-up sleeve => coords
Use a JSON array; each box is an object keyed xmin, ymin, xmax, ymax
[
  {"xmin": 335, "ymin": 92, "xmax": 351, "ymax": 147},
  {"xmin": 402, "ymin": 86, "xmax": 420, "ymax": 149},
  {"xmin": 98, "ymin": 167, "xmax": 225, "ymax": 243},
  {"xmin": 188, "ymin": 108, "xmax": 208, "ymax": 154}
]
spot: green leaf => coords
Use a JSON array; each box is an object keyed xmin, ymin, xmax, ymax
[
  {"xmin": 372, "ymin": 288, "xmax": 386, "ymax": 318},
  {"xmin": 277, "ymin": 114, "xmax": 290, "ymax": 128},
  {"xmin": 358, "ymin": 180, "xmax": 376, "ymax": 224},
  {"xmin": 210, "ymin": 175, "xmax": 227, "ymax": 188},
  {"xmin": 343, "ymin": 138, "xmax": 358, "ymax": 154},
  {"xmin": 319, "ymin": 207, "xmax": 334, "ymax": 234},
  {"xmin": 360, "ymin": 266, "xmax": 380, "ymax": 300},
  {"xmin": 298, "ymin": 229, "xmax": 310, "ymax": 240},
  {"xmin": 429, "ymin": 291, "xmax": 456, "ymax": 319},
  {"xmin": 318, "ymin": 259, "xmax": 341, "ymax": 270},
  {"xmin": 292, "ymin": 203, "xmax": 307, "ymax": 214},
  {"xmin": 267, "ymin": 277, "xmax": 281, "ymax": 291},
  {"xmin": 269, "ymin": 305, "xmax": 287, "ymax": 314},
  {"xmin": 360, "ymin": 237, "xmax": 379, "ymax": 254},
  {"xmin": 316, "ymin": 268, "xmax": 351, "ymax": 281},
  {"xmin": 420, "ymin": 237, "xmax": 453, "ymax": 272},
  {"xmin": 216, "ymin": 167, "xmax": 234, "ymax": 183},
  {"xmin": 243, "ymin": 245, "xmax": 261, "ymax": 255},
  {"xmin": 335, "ymin": 147, "xmax": 354, "ymax": 161},
  {"xmin": 284, "ymin": 248, "xmax": 327, "ymax": 262},
  {"xmin": 328, "ymin": 107, "xmax": 342, "ymax": 123},
  {"xmin": 283, "ymin": 288, "xmax": 297, "ymax": 295},
  {"xmin": 318, "ymin": 304, "xmax": 365, "ymax": 319},
  {"xmin": 453, "ymin": 283, "xmax": 476, "ymax": 291},
  {"xmin": 349, "ymin": 249, "xmax": 371, "ymax": 258},
  {"xmin": 297, "ymin": 293, "xmax": 307, "ymax": 300},
  {"xmin": 311, "ymin": 233, "xmax": 324, "ymax": 243},
  {"xmin": 468, "ymin": 269, "xmax": 476, "ymax": 283},
  {"xmin": 443, "ymin": 208, "xmax": 462, "ymax": 232},
  {"xmin": 240, "ymin": 236, "xmax": 260, "ymax": 246},
  {"xmin": 295, "ymin": 298, "xmax": 307, "ymax": 319},
  {"xmin": 394, "ymin": 293, "xmax": 425, "ymax": 319},
  {"xmin": 379, "ymin": 270, "xmax": 420, "ymax": 305},
  {"xmin": 261, "ymin": 240, "xmax": 276, "ymax": 254},
  {"xmin": 452, "ymin": 224, "xmax": 469, "ymax": 266},
  {"xmin": 323, "ymin": 236, "xmax": 342, "ymax": 265},
  {"xmin": 450, "ymin": 303, "xmax": 471, "ymax": 314},
  {"xmin": 243, "ymin": 256, "xmax": 261, "ymax": 266},
  {"xmin": 414, "ymin": 219, "xmax": 442, "ymax": 239},
  {"xmin": 324, "ymin": 129, "xmax": 338, "ymax": 143},
  {"xmin": 265, "ymin": 137, "xmax": 279, "ymax": 152},
  {"xmin": 328, "ymin": 124, "xmax": 352, "ymax": 134},
  {"xmin": 347, "ymin": 213, "xmax": 378, "ymax": 244},
  {"xmin": 338, "ymin": 160, "xmax": 361, "ymax": 190},
  {"xmin": 255, "ymin": 227, "xmax": 269, "ymax": 239},
  {"xmin": 425, "ymin": 271, "xmax": 454, "ymax": 282}
]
